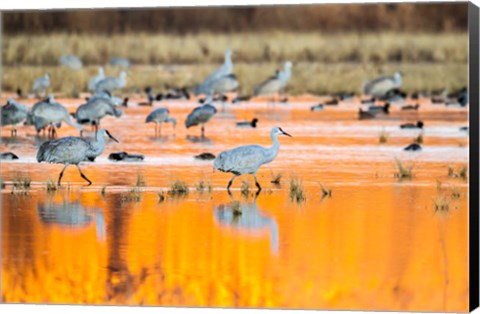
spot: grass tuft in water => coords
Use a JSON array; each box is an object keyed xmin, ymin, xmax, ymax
[
  {"xmin": 13, "ymin": 174, "xmax": 31, "ymax": 189},
  {"xmin": 241, "ymin": 180, "xmax": 250, "ymax": 197},
  {"xmin": 135, "ymin": 174, "xmax": 146, "ymax": 187},
  {"xmin": 157, "ymin": 191, "xmax": 166, "ymax": 203},
  {"xmin": 450, "ymin": 187, "xmax": 461, "ymax": 200},
  {"xmin": 433, "ymin": 195, "xmax": 450, "ymax": 212},
  {"xmin": 231, "ymin": 201, "xmax": 242, "ymax": 217},
  {"xmin": 448, "ymin": 164, "xmax": 468, "ymax": 181},
  {"xmin": 378, "ymin": 129, "xmax": 388, "ymax": 144},
  {"xmin": 101, "ymin": 186, "xmax": 107, "ymax": 197},
  {"xmin": 270, "ymin": 171, "xmax": 282, "ymax": 185},
  {"xmin": 289, "ymin": 176, "xmax": 306, "ymax": 203},
  {"xmin": 122, "ymin": 188, "xmax": 142, "ymax": 202},
  {"xmin": 168, "ymin": 180, "xmax": 189, "ymax": 196},
  {"xmin": 414, "ymin": 131, "xmax": 424, "ymax": 144},
  {"xmin": 46, "ymin": 178, "xmax": 58, "ymax": 192},
  {"xmin": 195, "ymin": 180, "xmax": 212, "ymax": 193},
  {"xmin": 394, "ymin": 158, "xmax": 413, "ymax": 180},
  {"xmin": 319, "ymin": 183, "xmax": 332, "ymax": 198}
]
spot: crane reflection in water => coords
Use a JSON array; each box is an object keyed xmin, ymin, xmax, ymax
[{"xmin": 214, "ymin": 193, "xmax": 279, "ymax": 255}]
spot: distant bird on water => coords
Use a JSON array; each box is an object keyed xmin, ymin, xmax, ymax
[
  {"xmin": 236, "ymin": 118, "xmax": 258, "ymax": 128},
  {"xmin": 36, "ymin": 129, "xmax": 119, "ymax": 185},
  {"xmin": 194, "ymin": 49, "xmax": 233, "ymax": 96},
  {"xmin": 400, "ymin": 121, "xmax": 424, "ymax": 129},
  {"xmin": 254, "ymin": 61, "xmax": 292, "ymax": 100},
  {"xmin": 145, "ymin": 108, "xmax": 177, "ymax": 136},
  {"xmin": 95, "ymin": 71, "xmax": 127, "ymax": 93},
  {"xmin": 1, "ymin": 98, "xmax": 28, "ymax": 137},
  {"xmin": 32, "ymin": 73, "xmax": 50, "ymax": 98},
  {"xmin": 185, "ymin": 99, "xmax": 217, "ymax": 137},
  {"xmin": 214, "ymin": 127, "xmax": 292, "ymax": 192},
  {"xmin": 363, "ymin": 72, "xmax": 402, "ymax": 98},
  {"xmin": 88, "ymin": 67, "xmax": 105, "ymax": 92}
]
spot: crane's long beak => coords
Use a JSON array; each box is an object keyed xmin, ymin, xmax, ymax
[
  {"xmin": 280, "ymin": 128, "xmax": 292, "ymax": 137},
  {"xmin": 106, "ymin": 130, "xmax": 119, "ymax": 143}
]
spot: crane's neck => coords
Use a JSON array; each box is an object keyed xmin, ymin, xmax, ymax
[
  {"xmin": 265, "ymin": 132, "xmax": 280, "ymax": 163},
  {"xmin": 89, "ymin": 133, "xmax": 107, "ymax": 156}
]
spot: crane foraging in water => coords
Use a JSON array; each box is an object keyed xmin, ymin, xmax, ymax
[
  {"xmin": 185, "ymin": 99, "xmax": 217, "ymax": 137},
  {"xmin": 214, "ymin": 127, "xmax": 292, "ymax": 193},
  {"xmin": 145, "ymin": 108, "xmax": 177, "ymax": 136},
  {"xmin": 36, "ymin": 129, "xmax": 119, "ymax": 186}
]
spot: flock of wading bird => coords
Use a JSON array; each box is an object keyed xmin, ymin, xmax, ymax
[{"xmin": 1, "ymin": 49, "xmax": 469, "ymax": 192}]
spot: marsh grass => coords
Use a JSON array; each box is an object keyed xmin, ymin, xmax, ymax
[
  {"xmin": 135, "ymin": 174, "xmax": 146, "ymax": 187},
  {"xmin": 270, "ymin": 171, "xmax": 282, "ymax": 185},
  {"xmin": 12, "ymin": 174, "xmax": 31, "ymax": 190},
  {"xmin": 46, "ymin": 178, "xmax": 58, "ymax": 192},
  {"xmin": 157, "ymin": 191, "xmax": 166, "ymax": 203},
  {"xmin": 448, "ymin": 164, "xmax": 468, "ymax": 180},
  {"xmin": 168, "ymin": 180, "xmax": 189, "ymax": 196},
  {"xmin": 122, "ymin": 187, "xmax": 142, "ymax": 202},
  {"xmin": 231, "ymin": 200, "xmax": 242, "ymax": 217},
  {"xmin": 289, "ymin": 176, "xmax": 306, "ymax": 203},
  {"xmin": 394, "ymin": 158, "xmax": 413, "ymax": 180},
  {"xmin": 414, "ymin": 131, "xmax": 424, "ymax": 144},
  {"xmin": 434, "ymin": 194, "xmax": 450, "ymax": 212},
  {"xmin": 195, "ymin": 179, "xmax": 213, "ymax": 193},
  {"xmin": 319, "ymin": 183, "xmax": 332, "ymax": 198},
  {"xmin": 378, "ymin": 129, "xmax": 388, "ymax": 144},
  {"xmin": 450, "ymin": 187, "xmax": 461, "ymax": 200},
  {"xmin": 241, "ymin": 180, "xmax": 250, "ymax": 197}
]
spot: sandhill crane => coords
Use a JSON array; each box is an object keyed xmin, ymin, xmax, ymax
[
  {"xmin": 254, "ymin": 61, "xmax": 292, "ymax": 103},
  {"xmin": 185, "ymin": 101, "xmax": 217, "ymax": 137},
  {"xmin": 363, "ymin": 72, "xmax": 402, "ymax": 98},
  {"xmin": 26, "ymin": 95, "xmax": 83, "ymax": 138},
  {"xmin": 95, "ymin": 71, "xmax": 127, "ymax": 93},
  {"xmin": 32, "ymin": 73, "xmax": 50, "ymax": 98},
  {"xmin": 214, "ymin": 127, "xmax": 292, "ymax": 192},
  {"xmin": 75, "ymin": 98, "xmax": 123, "ymax": 134},
  {"xmin": 59, "ymin": 55, "xmax": 83, "ymax": 70},
  {"xmin": 1, "ymin": 98, "xmax": 28, "ymax": 137},
  {"xmin": 88, "ymin": 67, "xmax": 105, "ymax": 92},
  {"xmin": 145, "ymin": 108, "xmax": 176, "ymax": 136},
  {"xmin": 36, "ymin": 128, "xmax": 118, "ymax": 185},
  {"xmin": 194, "ymin": 49, "xmax": 233, "ymax": 95},
  {"xmin": 110, "ymin": 57, "xmax": 130, "ymax": 68}
]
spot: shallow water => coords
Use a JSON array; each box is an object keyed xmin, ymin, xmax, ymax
[{"xmin": 1, "ymin": 96, "xmax": 469, "ymax": 311}]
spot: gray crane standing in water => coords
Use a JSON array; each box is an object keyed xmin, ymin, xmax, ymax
[
  {"xmin": 194, "ymin": 49, "xmax": 233, "ymax": 95},
  {"xmin": 254, "ymin": 61, "xmax": 292, "ymax": 102},
  {"xmin": 363, "ymin": 71, "xmax": 403, "ymax": 98},
  {"xmin": 185, "ymin": 98, "xmax": 217, "ymax": 137},
  {"xmin": 36, "ymin": 128, "xmax": 119, "ymax": 185},
  {"xmin": 145, "ymin": 108, "xmax": 177, "ymax": 136},
  {"xmin": 75, "ymin": 97, "xmax": 123, "ymax": 134},
  {"xmin": 214, "ymin": 127, "xmax": 292, "ymax": 192},
  {"xmin": 26, "ymin": 95, "xmax": 83, "ymax": 138},
  {"xmin": 1, "ymin": 98, "xmax": 28, "ymax": 137},
  {"xmin": 88, "ymin": 67, "xmax": 105, "ymax": 92},
  {"xmin": 32, "ymin": 73, "xmax": 51, "ymax": 98},
  {"xmin": 95, "ymin": 71, "xmax": 127, "ymax": 93}
]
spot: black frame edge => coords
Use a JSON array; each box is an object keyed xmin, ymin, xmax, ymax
[{"xmin": 469, "ymin": 1, "xmax": 480, "ymax": 312}]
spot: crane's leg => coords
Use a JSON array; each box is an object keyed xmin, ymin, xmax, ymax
[
  {"xmin": 58, "ymin": 164, "xmax": 70, "ymax": 186},
  {"xmin": 159, "ymin": 123, "xmax": 162, "ymax": 137},
  {"xmin": 227, "ymin": 174, "xmax": 238, "ymax": 194},
  {"xmin": 201, "ymin": 125, "xmax": 205, "ymax": 138},
  {"xmin": 253, "ymin": 173, "xmax": 262, "ymax": 192},
  {"xmin": 76, "ymin": 165, "xmax": 92, "ymax": 185}
]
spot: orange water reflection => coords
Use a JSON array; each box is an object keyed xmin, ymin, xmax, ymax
[{"xmin": 0, "ymin": 98, "xmax": 469, "ymax": 311}]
